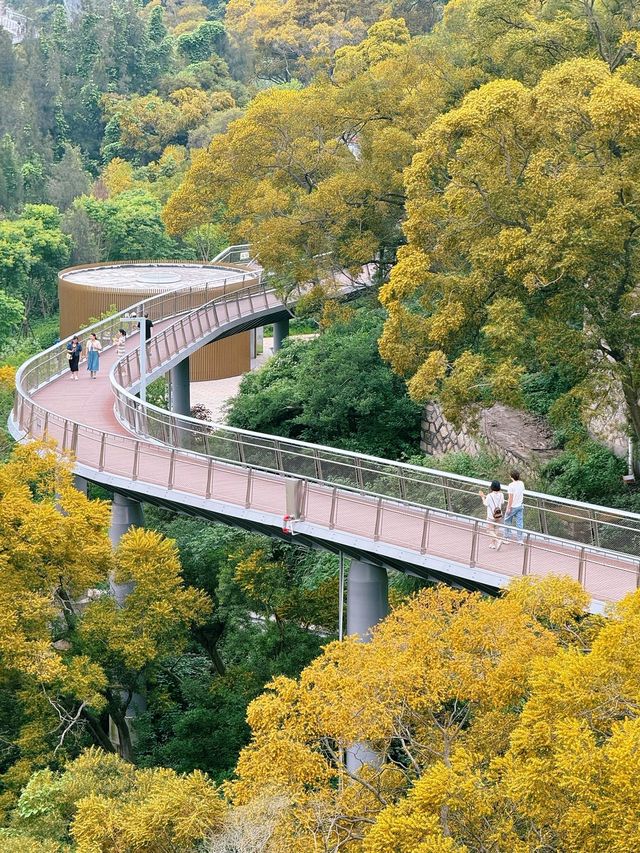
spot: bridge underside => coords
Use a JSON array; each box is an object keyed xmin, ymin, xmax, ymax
[{"xmin": 96, "ymin": 477, "xmax": 512, "ymax": 599}]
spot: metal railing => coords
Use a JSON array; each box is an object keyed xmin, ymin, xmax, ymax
[
  {"xmin": 105, "ymin": 282, "xmax": 640, "ymax": 563},
  {"xmin": 12, "ymin": 245, "xmax": 640, "ymax": 604},
  {"xmin": 19, "ymin": 258, "xmax": 260, "ymax": 397},
  {"xmin": 10, "ymin": 395, "xmax": 640, "ymax": 603}
]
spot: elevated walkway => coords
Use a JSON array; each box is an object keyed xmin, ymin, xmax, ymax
[{"xmin": 10, "ymin": 247, "xmax": 640, "ymax": 615}]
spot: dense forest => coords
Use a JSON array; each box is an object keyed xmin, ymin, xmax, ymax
[{"xmin": 2, "ymin": 0, "xmax": 640, "ymax": 849}]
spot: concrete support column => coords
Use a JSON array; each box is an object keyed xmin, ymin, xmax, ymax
[
  {"xmin": 345, "ymin": 559, "xmax": 389, "ymax": 774},
  {"xmin": 346, "ymin": 559, "xmax": 389, "ymax": 642},
  {"xmin": 109, "ymin": 494, "xmax": 144, "ymax": 604},
  {"xmin": 73, "ymin": 475, "xmax": 88, "ymax": 495},
  {"xmin": 109, "ymin": 493, "xmax": 144, "ymax": 548},
  {"xmin": 169, "ymin": 356, "xmax": 190, "ymax": 416},
  {"xmin": 273, "ymin": 317, "xmax": 290, "ymax": 352},
  {"xmin": 108, "ymin": 493, "xmax": 145, "ymax": 754}
]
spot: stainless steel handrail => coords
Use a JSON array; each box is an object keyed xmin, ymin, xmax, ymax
[
  {"xmin": 105, "ymin": 282, "xmax": 640, "ymax": 559},
  {"xmin": 10, "ymin": 400, "xmax": 640, "ymax": 602},
  {"xmin": 12, "ymin": 245, "xmax": 640, "ymax": 601}
]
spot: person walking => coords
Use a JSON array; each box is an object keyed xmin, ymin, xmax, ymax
[
  {"xmin": 86, "ymin": 332, "xmax": 102, "ymax": 379},
  {"xmin": 142, "ymin": 313, "xmax": 153, "ymax": 341},
  {"xmin": 114, "ymin": 328, "xmax": 127, "ymax": 358},
  {"xmin": 66, "ymin": 336, "xmax": 82, "ymax": 381},
  {"xmin": 479, "ymin": 480, "xmax": 505, "ymax": 551},
  {"xmin": 504, "ymin": 470, "xmax": 525, "ymax": 544}
]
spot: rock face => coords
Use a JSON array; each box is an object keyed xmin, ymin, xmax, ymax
[{"xmin": 421, "ymin": 401, "xmax": 561, "ymax": 473}]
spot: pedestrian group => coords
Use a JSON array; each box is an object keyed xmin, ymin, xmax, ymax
[
  {"xmin": 478, "ymin": 470, "xmax": 525, "ymax": 551},
  {"xmin": 66, "ymin": 319, "xmax": 139, "ymax": 381}
]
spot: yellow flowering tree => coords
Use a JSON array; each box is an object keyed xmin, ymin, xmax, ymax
[
  {"xmin": 0, "ymin": 444, "xmax": 211, "ymax": 809},
  {"xmin": 221, "ymin": 577, "xmax": 594, "ymax": 850},
  {"xmin": 164, "ymin": 22, "xmax": 465, "ymax": 286},
  {"xmin": 379, "ymin": 59, "xmax": 640, "ymax": 442},
  {"xmin": 2, "ymin": 747, "xmax": 224, "ymax": 853}
]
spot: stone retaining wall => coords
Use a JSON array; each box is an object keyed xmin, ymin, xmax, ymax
[{"xmin": 420, "ymin": 401, "xmax": 561, "ymax": 474}]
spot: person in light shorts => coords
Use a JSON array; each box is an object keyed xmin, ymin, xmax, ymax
[
  {"xmin": 479, "ymin": 480, "xmax": 505, "ymax": 551},
  {"xmin": 504, "ymin": 470, "xmax": 525, "ymax": 543}
]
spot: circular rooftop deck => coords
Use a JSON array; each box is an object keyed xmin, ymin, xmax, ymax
[{"xmin": 60, "ymin": 262, "xmax": 240, "ymax": 291}]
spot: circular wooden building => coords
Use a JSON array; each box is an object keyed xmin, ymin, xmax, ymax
[{"xmin": 58, "ymin": 261, "xmax": 260, "ymax": 380}]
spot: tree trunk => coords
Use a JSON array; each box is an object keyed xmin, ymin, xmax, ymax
[
  {"xmin": 620, "ymin": 376, "xmax": 640, "ymax": 475},
  {"xmin": 81, "ymin": 708, "xmax": 116, "ymax": 753},
  {"xmin": 111, "ymin": 706, "xmax": 134, "ymax": 762}
]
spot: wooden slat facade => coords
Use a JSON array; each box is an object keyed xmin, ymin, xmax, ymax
[{"xmin": 58, "ymin": 262, "xmax": 254, "ymax": 381}]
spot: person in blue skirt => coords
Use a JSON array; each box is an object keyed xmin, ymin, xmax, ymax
[{"xmin": 86, "ymin": 332, "xmax": 102, "ymax": 379}]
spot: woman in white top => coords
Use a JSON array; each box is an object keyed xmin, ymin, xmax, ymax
[
  {"xmin": 86, "ymin": 332, "xmax": 102, "ymax": 379},
  {"xmin": 479, "ymin": 480, "xmax": 505, "ymax": 551},
  {"xmin": 113, "ymin": 328, "xmax": 127, "ymax": 358}
]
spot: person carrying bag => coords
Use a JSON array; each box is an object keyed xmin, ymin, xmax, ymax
[{"xmin": 479, "ymin": 480, "xmax": 505, "ymax": 551}]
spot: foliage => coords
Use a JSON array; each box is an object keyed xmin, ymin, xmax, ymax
[
  {"xmin": 219, "ymin": 577, "xmax": 604, "ymax": 851},
  {"xmin": 0, "ymin": 444, "xmax": 213, "ymax": 808},
  {"xmin": 380, "ymin": 59, "xmax": 640, "ymax": 449},
  {"xmin": 225, "ymin": 0, "xmax": 442, "ymax": 82},
  {"xmin": 541, "ymin": 441, "xmax": 626, "ymax": 503},
  {"xmin": 75, "ymin": 190, "xmax": 182, "ymax": 261},
  {"xmin": 134, "ymin": 509, "xmax": 341, "ymax": 782},
  {"xmin": 4, "ymin": 747, "xmax": 224, "ymax": 852},
  {"xmin": 0, "ymin": 206, "xmax": 70, "ymax": 317},
  {"xmin": 0, "ymin": 291, "xmax": 25, "ymax": 350},
  {"xmin": 227, "ymin": 307, "xmax": 422, "ymax": 458},
  {"xmin": 164, "ymin": 22, "xmax": 467, "ymax": 283}
]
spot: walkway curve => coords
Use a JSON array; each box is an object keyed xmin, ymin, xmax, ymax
[{"xmin": 10, "ymin": 246, "xmax": 640, "ymax": 612}]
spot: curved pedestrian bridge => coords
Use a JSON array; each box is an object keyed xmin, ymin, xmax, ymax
[{"xmin": 10, "ymin": 247, "xmax": 640, "ymax": 615}]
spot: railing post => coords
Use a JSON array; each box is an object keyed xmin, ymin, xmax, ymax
[
  {"xmin": 98, "ymin": 433, "xmax": 106, "ymax": 471},
  {"xmin": 274, "ymin": 440, "xmax": 284, "ymax": 472},
  {"xmin": 538, "ymin": 498, "xmax": 549, "ymax": 535},
  {"xmin": 206, "ymin": 458, "xmax": 214, "ymax": 499},
  {"xmin": 469, "ymin": 520, "xmax": 479, "ymax": 568},
  {"xmin": 522, "ymin": 532, "xmax": 531, "ymax": 575},
  {"xmin": 168, "ymin": 449, "xmax": 176, "ymax": 489},
  {"xmin": 420, "ymin": 509, "xmax": 430, "ymax": 554},
  {"xmin": 578, "ymin": 546, "xmax": 586, "ymax": 587},
  {"xmin": 355, "ymin": 459, "xmax": 364, "ymax": 490},
  {"xmin": 374, "ymin": 497, "xmax": 383, "ymax": 540},
  {"xmin": 245, "ymin": 468, "xmax": 253, "ymax": 508},
  {"xmin": 398, "ymin": 473, "xmax": 407, "ymax": 501},
  {"xmin": 329, "ymin": 487, "xmax": 338, "ymax": 529},
  {"xmin": 43, "ymin": 410, "xmax": 49, "ymax": 438},
  {"xmin": 442, "ymin": 477, "xmax": 452, "ymax": 511},
  {"xmin": 71, "ymin": 422, "xmax": 79, "ymax": 455},
  {"xmin": 300, "ymin": 480, "xmax": 309, "ymax": 521},
  {"xmin": 132, "ymin": 441, "xmax": 140, "ymax": 480},
  {"xmin": 589, "ymin": 510, "xmax": 600, "ymax": 548},
  {"xmin": 62, "ymin": 419, "xmax": 69, "ymax": 450},
  {"xmin": 313, "ymin": 449, "xmax": 323, "ymax": 480}
]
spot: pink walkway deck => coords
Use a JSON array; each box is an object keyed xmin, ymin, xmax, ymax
[{"xmin": 26, "ymin": 311, "xmax": 640, "ymax": 609}]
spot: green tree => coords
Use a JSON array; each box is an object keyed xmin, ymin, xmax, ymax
[
  {"xmin": 78, "ymin": 190, "xmax": 182, "ymax": 261},
  {"xmin": 379, "ymin": 60, "xmax": 640, "ymax": 456},
  {"xmin": 177, "ymin": 20, "xmax": 225, "ymax": 63},
  {"xmin": 0, "ymin": 134, "xmax": 22, "ymax": 212},
  {"xmin": 45, "ymin": 145, "xmax": 91, "ymax": 212},
  {"xmin": 227, "ymin": 307, "xmax": 422, "ymax": 458},
  {"xmin": 0, "ymin": 205, "xmax": 71, "ymax": 317}
]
